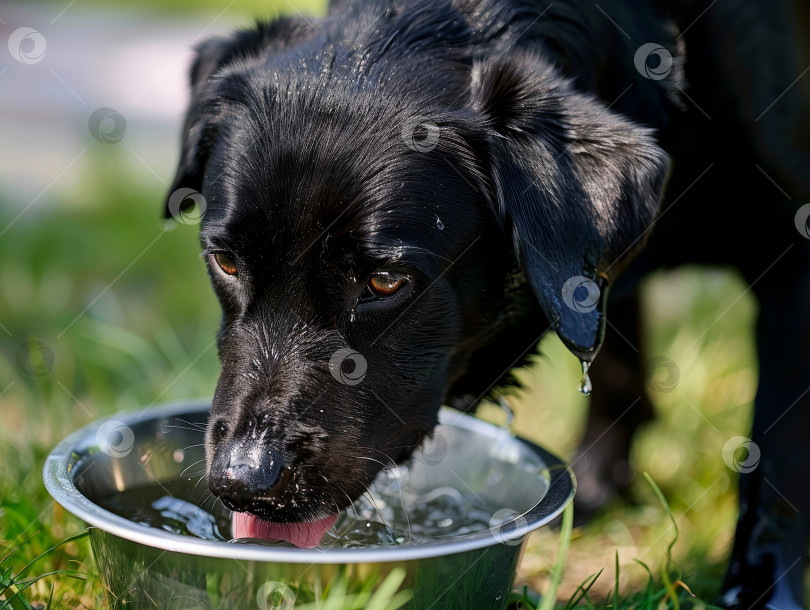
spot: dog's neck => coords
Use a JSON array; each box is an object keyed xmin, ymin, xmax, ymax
[
  {"xmin": 501, "ymin": 0, "xmax": 685, "ymax": 132},
  {"xmin": 476, "ymin": 0, "xmax": 683, "ymax": 126}
]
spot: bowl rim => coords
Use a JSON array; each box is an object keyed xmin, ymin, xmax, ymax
[{"xmin": 43, "ymin": 400, "xmax": 575, "ymax": 564}]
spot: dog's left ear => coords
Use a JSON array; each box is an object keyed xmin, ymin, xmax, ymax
[
  {"xmin": 470, "ymin": 54, "xmax": 668, "ymax": 361},
  {"xmin": 164, "ymin": 37, "xmax": 234, "ymax": 218}
]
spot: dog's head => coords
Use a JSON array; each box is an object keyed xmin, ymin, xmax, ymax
[{"xmin": 165, "ymin": 10, "xmax": 667, "ymax": 541}]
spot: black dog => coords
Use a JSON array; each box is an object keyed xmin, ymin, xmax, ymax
[{"xmin": 165, "ymin": 0, "xmax": 810, "ymax": 606}]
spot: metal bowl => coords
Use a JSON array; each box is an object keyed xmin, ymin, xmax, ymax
[{"xmin": 44, "ymin": 401, "xmax": 574, "ymax": 610}]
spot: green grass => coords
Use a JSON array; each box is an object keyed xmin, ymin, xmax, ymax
[{"xmin": 505, "ymin": 485, "xmax": 723, "ymax": 610}]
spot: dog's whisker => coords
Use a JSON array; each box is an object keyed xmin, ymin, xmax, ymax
[
  {"xmin": 181, "ymin": 443, "xmax": 206, "ymax": 450},
  {"xmin": 198, "ymin": 490, "xmax": 215, "ymax": 507},
  {"xmin": 361, "ymin": 489, "xmax": 390, "ymax": 529},
  {"xmin": 328, "ymin": 495, "xmax": 341, "ymax": 516},
  {"xmin": 207, "ymin": 494, "xmax": 225, "ymax": 516},
  {"xmin": 356, "ymin": 455, "xmax": 388, "ymax": 468},
  {"xmin": 356, "ymin": 445, "xmax": 399, "ymax": 468},
  {"xmin": 161, "ymin": 466, "xmax": 206, "ymax": 487},
  {"xmin": 192, "ymin": 471, "xmax": 208, "ymax": 495},
  {"xmin": 171, "ymin": 418, "xmax": 208, "ymax": 430},
  {"xmin": 177, "ymin": 458, "xmax": 207, "ymax": 478},
  {"xmin": 166, "ymin": 425, "xmax": 207, "ymax": 433},
  {"xmin": 351, "ymin": 450, "xmax": 412, "ymax": 539},
  {"xmin": 356, "ymin": 447, "xmax": 412, "ymax": 541},
  {"xmin": 174, "ymin": 468, "xmax": 206, "ymax": 481},
  {"xmin": 318, "ymin": 473, "xmax": 354, "ymax": 519},
  {"xmin": 332, "ymin": 481, "xmax": 362, "ymax": 520}
]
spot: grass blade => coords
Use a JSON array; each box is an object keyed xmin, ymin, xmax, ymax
[
  {"xmin": 538, "ymin": 502, "xmax": 574, "ymax": 610},
  {"xmin": 564, "ymin": 570, "xmax": 603, "ymax": 610},
  {"xmin": 14, "ymin": 530, "xmax": 89, "ymax": 582},
  {"xmin": 642, "ymin": 474, "xmax": 678, "ymax": 563},
  {"xmin": 2, "ymin": 570, "xmax": 85, "ymax": 608},
  {"xmin": 614, "ymin": 551, "xmax": 620, "ymax": 609},
  {"xmin": 365, "ymin": 568, "xmax": 407, "ymax": 610}
]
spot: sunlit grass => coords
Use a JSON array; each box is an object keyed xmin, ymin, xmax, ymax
[{"xmin": 507, "ymin": 477, "xmax": 725, "ymax": 610}]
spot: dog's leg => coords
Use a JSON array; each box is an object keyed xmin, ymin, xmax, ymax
[
  {"xmin": 720, "ymin": 264, "xmax": 810, "ymax": 609},
  {"xmin": 572, "ymin": 290, "xmax": 653, "ymax": 523}
]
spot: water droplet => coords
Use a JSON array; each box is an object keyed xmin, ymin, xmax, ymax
[
  {"xmin": 349, "ymin": 309, "xmax": 356, "ymax": 323},
  {"xmin": 496, "ymin": 592, "xmax": 502, "ymax": 600},
  {"xmin": 578, "ymin": 360, "xmax": 592, "ymax": 395},
  {"xmin": 435, "ymin": 216, "xmax": 444, "ymax": 230}
]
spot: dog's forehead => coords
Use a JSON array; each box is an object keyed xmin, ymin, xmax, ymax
[
  {"xmin": 198, "ymin": 68, "xmax": 489, "ymax": 271},
  {"xmin": 204, "ymin": 178, "xmax": 459, "ymax": 273}
]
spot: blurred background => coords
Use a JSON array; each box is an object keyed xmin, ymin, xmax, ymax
[{"xmin": 0, "ymin": 0, "xmax": 771, "ymax": 606}]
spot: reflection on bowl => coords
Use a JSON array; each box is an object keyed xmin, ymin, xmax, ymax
[{"xmin": 44, "ymin": 401, "xmax": 574, "ymax": 609}]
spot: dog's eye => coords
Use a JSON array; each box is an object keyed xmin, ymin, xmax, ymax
[
  {"xmin": 212, "ymin": 252, "xmax": 237, "ymax": 276},
  {"xmin": 368, "ymin": 273, "xmax": 406, "ymax": 297}
]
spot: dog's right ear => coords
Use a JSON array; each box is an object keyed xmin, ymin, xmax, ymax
[
  {"xmin": 164, "ymin": 37, "xmax": 234, "ymax": 218},
  {"xmin": 469, "ymin": 54, "xmax": 668, "ymax": 361}
]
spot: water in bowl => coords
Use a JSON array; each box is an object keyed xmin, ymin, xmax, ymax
[
  {"xmin": 99, "ymin": 463, "xmax": 509, "ymax": 549},
  {"xmin": 96, "ymin": 429, "xmax": 548, "ymax": 549}
]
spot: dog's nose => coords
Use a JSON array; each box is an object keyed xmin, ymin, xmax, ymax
[{"xmin": 208, "ymin": 440, "xmax": 288, "ymax": 511}]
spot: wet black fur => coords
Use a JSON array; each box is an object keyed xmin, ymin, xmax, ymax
[{"xmin": 167, "ymin": 0, "xmax": 810, "ymax": 604}]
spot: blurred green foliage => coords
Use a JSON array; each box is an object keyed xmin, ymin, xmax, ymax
[{"xmin": 33, "ymin": 0, "xmax": 328, "ymax": 17}]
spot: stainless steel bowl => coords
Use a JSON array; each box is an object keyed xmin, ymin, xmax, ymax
[{"xmin": 44, "ymin": 401, "xmax": 574, "ymax": 609}]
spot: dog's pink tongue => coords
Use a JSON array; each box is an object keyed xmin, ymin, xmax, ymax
[{"xmin": 232, "ymin": 512, "xmax": 337, "ymax": 548}]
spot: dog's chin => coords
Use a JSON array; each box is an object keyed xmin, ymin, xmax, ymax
[{"xmin": 232, "ymin": 511, "xmax": 338, "ymax": 548}]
